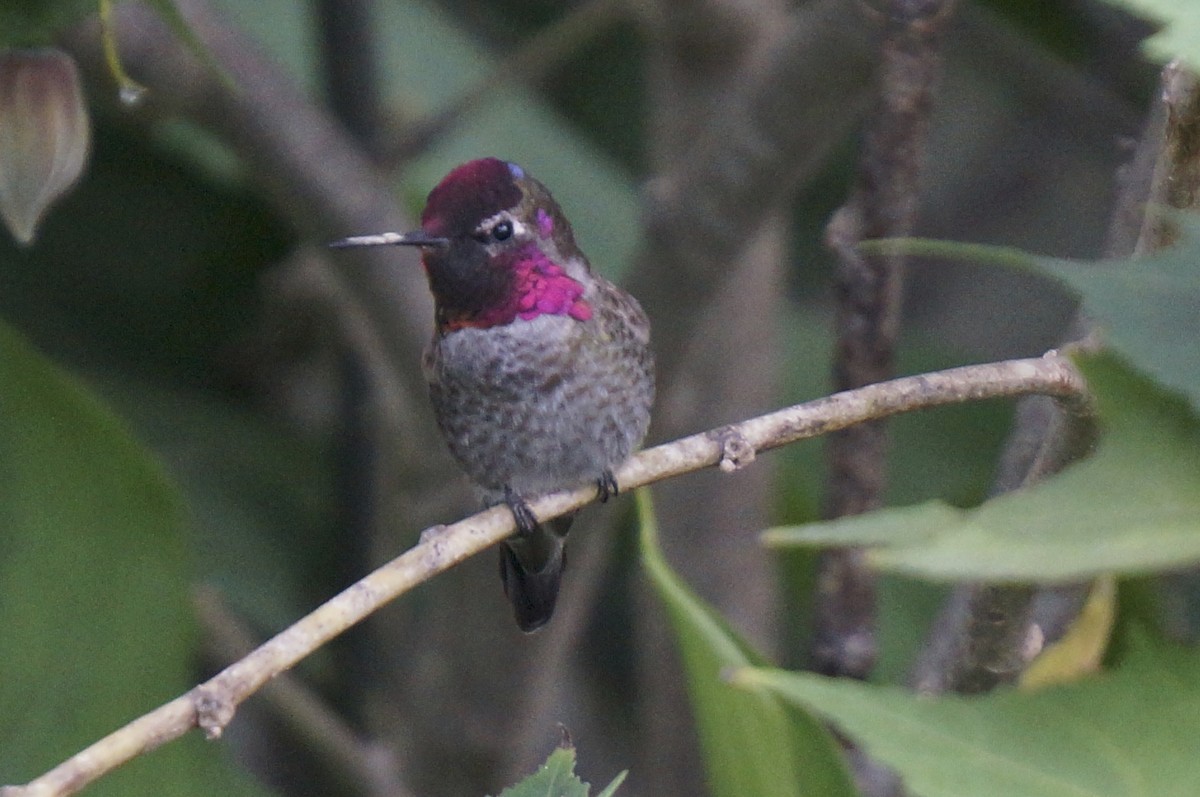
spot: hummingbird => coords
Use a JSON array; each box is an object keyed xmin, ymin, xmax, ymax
[{"xmin": 332, "ymin": 158, "xmax": 654, "ymax": 631}]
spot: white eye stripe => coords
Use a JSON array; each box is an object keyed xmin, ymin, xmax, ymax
[{"xmin": 476, "ymin": 211, "xmax": 527, "ymax": 239}]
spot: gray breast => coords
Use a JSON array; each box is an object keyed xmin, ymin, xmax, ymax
[{"xmin": 425, "ymin": 311, "xmax": 653, "ymax": 501}]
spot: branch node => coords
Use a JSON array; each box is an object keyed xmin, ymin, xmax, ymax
[
  {"xmin": 712, "ymin": 426, "xmax": 756, "ymax": 472},
  {"xmin": 12, "ymin": 354, "xmax": 1094, "ymax": 796},
  {"xmin": 417, "ymin": 523, "xmax": 449, "ymax": 545},
  {"xmin": 192, "ymin": 684, "xmax": 236, "ymax": 740}
]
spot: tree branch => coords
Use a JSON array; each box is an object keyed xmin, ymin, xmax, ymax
[
  {"xmin": 193, "ymin": 587, "xmax": 413, "ymax": 797},
  {"xmin": 1, "ymin": 353, "xmax": 1089, "ymax": 797},
  {"xmin": 911, "ymin": 59, "xmax": 1200, "ymax": 696},
  {"xmin": 817, "ymin": 0, "xmax": 957, "ymax": 679}
]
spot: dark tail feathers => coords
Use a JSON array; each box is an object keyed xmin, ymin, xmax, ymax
[{"xmin": 498, "ymin": 515, "xmax": 572, "ymax": 632}]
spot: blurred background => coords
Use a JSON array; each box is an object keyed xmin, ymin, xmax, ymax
[{"xmin": 0, "ymin": 0, "xmax": 1162, "ymax": 795}]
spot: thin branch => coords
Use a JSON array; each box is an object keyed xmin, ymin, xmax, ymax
[
  {"xmin": 1109, "ymin": 61, "xmax": 1200, "ymax": 257},
  {"xmin": 909, "ymin": 346, "xmax": 1101, "ymax": 694},
  {"xmin": 912, "ymin": 60, "xmax": 1200, "ymax": 696},
  {"xmin": 1, "ymin": 353, "xmax": 1090, "ymax": 797},
  {"xmin": 635, "ymin": 4, "xmax": 794, "ymax": 789},
  {"xmin": 193, "ymin": 587, "xmax": 413, "ymax": 797},
  {"xmin": 1107, "ymin": 61, "xmax": 1200, "ymax": 647},
  {"xmin": 816, "ymin": 0, "xmax": 957, "ymax": 679}
]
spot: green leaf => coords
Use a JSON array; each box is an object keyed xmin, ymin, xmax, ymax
[
  {"xmin": 637, "ymin": 490, "xmax": 856, "ymax": 797},
  {"xmin": 1098, "ymin": 1, "xmax": 1200, "ymax": 67},
  {"xmin": 0, "ymin": 321, "xmax": 264, "ymax": 796},
  {"xmin": 765, "ymin": 352, "xmax": 1200, "ymax": 581},
  {"xmin": 731, "ymin": 633, "xmax": 1200, "ymax": 797},
  {"xmin": 594, "ymin": 770, "xmax": 628, "ymax": 797},
  {"xmin": 1034, "ymin": 224, "xmax": 1200, "ymax": 412},
  {"xmin": 1020, "ymin": 578, "xmax": 1115, "ymax": 690},
  {"xmin": 492, "ymin": 745, "xmax": 626, "ymax": 797},
  {"xmin": 0, "ymin": 0, "xmax": 94, "ymax": 47},
  {"xmin": 873, "ymin": 215, "xmax": 1200, "ymax": 411}
]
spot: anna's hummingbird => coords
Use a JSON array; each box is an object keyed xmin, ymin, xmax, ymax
[{"xmin": 333, "ymin": 158, "xmax": 654, "ymax": 631}]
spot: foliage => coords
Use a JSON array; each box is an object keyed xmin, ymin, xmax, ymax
[
  {"xmin": 0, "ymin": 322, "xmax": 265, "ymax": 796},
  {"xmin": 869, "ymin": 216, "xmax": 1200, "ymax": 412},
  {"xmin": 1103, "ymin": 0, "xmax": 1200, "ymax": 67},
  {"xmin": 731, "ymin": 632, "xmax": 1200, "ymax": 797},
  {"xmin": 0, "ymin": 0, "xmax": 208, "ymax": 76},
  {"xmin": 638, "ymin": 492, "xmax": 856, "ymax": 797},
  {"xmin": 1, "ymin": 0, "xmax": 1198, "ymax": 796},
  {"xmin": 0, "ymin": 0, "xmax": 97, "ymax": 47},
  {"xmin": 1019, "ymin": 578, "xmax": 1115, "ymax": 690},
  {"xmin": 492, "ymin": 746, "xmax": 625, "ymax": 797},
  {"xmin": 766, "ymin": 352, "xmax": 1200, "ymax": 581}
]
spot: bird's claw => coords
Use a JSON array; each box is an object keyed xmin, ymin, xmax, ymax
[
  {"xmin": 504, "ymin": 486, "xmax": 540, "ymax": 537},
  {"xmin": 596, "ymin": 470, "xmax": 619, "ymax": 503}
]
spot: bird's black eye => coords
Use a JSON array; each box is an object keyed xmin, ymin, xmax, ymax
[{"xmin": 491, "ymin": 220, "xmax": 514, "ymax": 242}]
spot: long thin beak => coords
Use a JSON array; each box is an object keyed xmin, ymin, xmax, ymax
[{"xmin": 329, "ymin": 230, "xmax": 449, "ymax": 249}]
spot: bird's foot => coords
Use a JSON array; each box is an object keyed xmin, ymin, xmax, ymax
[
  {"xmin": 596, "ymin": 469, "xmax": 619, "ymax": 503},
  {"xmin": 504, "ymin": 486, "xmax": 540, "ymax": 537}
]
